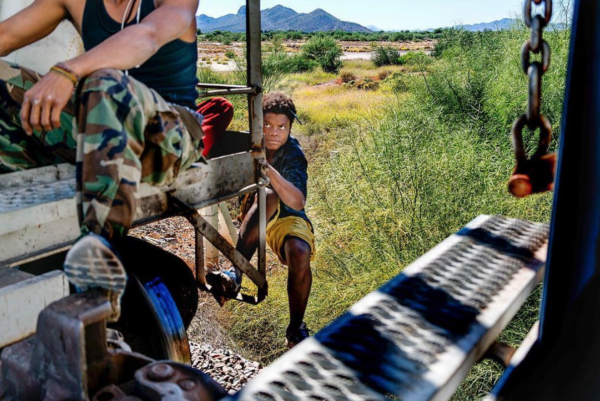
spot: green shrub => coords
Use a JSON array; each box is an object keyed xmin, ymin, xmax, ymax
[
  {"xmin": 320, "ymin": 49, "xmax": 343, "ymax": 73},
  {"xmin": 397, "ymin": 51, "xmax": 432, "ymax": 67},
  {"xmin": 225, "ymin": 50, "xmax": 236, "ymax": 60},
  {"xmin": 372, "ymin": 46, "xmax": 401, "ymax": 67},
  {"xmin": 384, "ymin": 71, "xmax": 411, "ymax": 92},
  {"xmin": 280, "ymin": 54, "xmax": 318, "ymax": 74},
  {"xmin": 302, "ymin": 35, "xmax": 343, "ymax": 73}
]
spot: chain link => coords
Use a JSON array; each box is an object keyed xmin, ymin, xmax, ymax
[
  {"xmin": 522, "ymin": 0, "xmax": 552, "ymax": 127},
  {"xmin": 509, "ymin": 0, "xmax": 555, "ymax": 197}
]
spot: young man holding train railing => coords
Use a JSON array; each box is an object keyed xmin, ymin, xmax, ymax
[
  {"xmin": 0, "ymin": 0, "xmax": 233, "ymax": 321},
  {"xmin": 207, "ymin": 92, "xmax": 316, "ymax": 348}
]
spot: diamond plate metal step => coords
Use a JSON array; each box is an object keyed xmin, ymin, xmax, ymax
[{"xmin": 226, "ymin": 215, "xmax": 549, "ymax": 401}]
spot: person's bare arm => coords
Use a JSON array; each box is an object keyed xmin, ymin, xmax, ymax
[
  {"xmin": 64, "ymin": 0, "xmax": 198, "ymax": 77},
  {"xmin": 20, "ymin": 0, "xmax": 198, "ymax": 135},
  {"xmin": 0, "ymin": 0, "xmax": 67, "ymax": 57},
  {"xmin": 264, "ymin": 162, "xmax": 306, "ymax": 211}
]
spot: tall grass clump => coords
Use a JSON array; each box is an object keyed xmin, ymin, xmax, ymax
[{"xmin": 302, "ymin": 35, "xmax": 343, "ymax": 73}]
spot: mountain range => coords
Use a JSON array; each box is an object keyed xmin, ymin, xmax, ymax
[
  {"xmin": 197, "ymin": 5, "xmax": 372, "ymax": 33},
  {"xmin": 456, "ymin": 18, "xmax": 516, "ymax": 32},
  {"xmin": 197, "ymin": 6, "xmax": 533, "ymax": 34}
]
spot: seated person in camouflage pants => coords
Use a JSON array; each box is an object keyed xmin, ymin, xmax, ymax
[{"xmin": 0, "ymin": 0, "xmax": 233, "ymax": 321}]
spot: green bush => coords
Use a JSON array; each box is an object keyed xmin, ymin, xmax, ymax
[
  {"xmin": 384, "ymin": 71, "xmax": 411, "ymax": 92},
  {"xmin": 225, "ymin": 49, "xmax": 236, "ymax": 60},
  {"xmin": 397, "ymin": 51, "xmax": 432, "ymax": 67},
  {"xmin": 278, "ymin": 54, "xmax": 318, "ymax": 74},
  {"xmin": 372, "ymin": 45, "xmax": 401, "ymax": 67},
  {"xmin": 302, "ymin": 35, "xmax": 343, "ymax": 73}
]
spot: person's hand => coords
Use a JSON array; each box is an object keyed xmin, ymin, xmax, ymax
[
  {"xmin": 259, "ymin": 158, "xmax": 272, "ymax": 177},
  {"xmin": 20, "ymin": 72, "xmax": 75, "ymax": 135}
]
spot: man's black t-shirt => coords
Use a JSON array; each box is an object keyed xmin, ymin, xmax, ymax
[{"xmin": 270, "ymin": 136, "xmax": 312, "ymax": 227}]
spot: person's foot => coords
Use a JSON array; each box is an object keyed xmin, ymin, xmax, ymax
[
  {"xmin": 286, "ymin": 322, "xmax": 311, "ymax": 348},
  {"xmin": 205, "ymin": 268, "xmax": 242, "ymax": 295},
  {"xmin": 63, "ymin": 233, "xmax": 127, "ymax": 322}
]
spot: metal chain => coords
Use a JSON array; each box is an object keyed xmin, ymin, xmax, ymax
[
  {"xmin": 522, "ymin": 0, "xmax": 552, "ymax": 127},
  {"xmin": 509, "ymin": 0, "xmax": 554, "ymax": 198}
]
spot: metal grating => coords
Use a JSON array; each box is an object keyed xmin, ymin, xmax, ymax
[
  {"xmin": 228, "ymin": 215, "xmax": 549, "ymax": 401},
  {"xmin": 0, "ymin": 179, "xmax": 75, "ymax": 213}
]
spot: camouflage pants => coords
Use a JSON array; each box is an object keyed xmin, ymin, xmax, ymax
[{"xmin": 0, "ymin": 61, "xmax": 204, "ymax": 239}]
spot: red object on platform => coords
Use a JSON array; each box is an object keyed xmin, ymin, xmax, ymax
[{"xmin": 197, "ymin": 97, "xmax": 234, "ymax": 157}]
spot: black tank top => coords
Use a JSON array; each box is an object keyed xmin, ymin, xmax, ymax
[{"xmin": 82, "ymin": 0, "xmax": 199, "ymax": 108}]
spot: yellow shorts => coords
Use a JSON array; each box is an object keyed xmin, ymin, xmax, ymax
[{"xmin": 267, "ymin": 209, "xmax": 316, "ymax": 265}]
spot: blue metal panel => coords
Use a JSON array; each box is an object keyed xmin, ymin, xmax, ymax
[{"xmin": 539, "ymin": 0, "xmax": 600, "ymax": 345}]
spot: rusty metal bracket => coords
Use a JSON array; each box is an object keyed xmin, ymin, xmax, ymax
[
  {"xmin": 173, "ymin": 198, "xmax": 268, "ymax": 306},
  {"xmin": 1, "ymin": 290, "xmax": 153, "ymax": 401},
  {"xmin": 135, "ymin": 362, "xmax": 228, "ymax": 401}
]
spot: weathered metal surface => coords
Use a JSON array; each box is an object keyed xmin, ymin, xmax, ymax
[
  {"xmin": 1, "ymin": 290, "xmax": 154, "ymax": 401},
  {"xmin": 197, "ymin": 87, "xmax": 258, "ymax": 99},
  {"xmin": 218, "ymin": 201, "xmax": 239, "ymax": 245},
  {"xmin": 197, "ymin": 83, "xmax": 249, "ymax": 90},
  {"xmin": 0, "ymin": 163, "xmax": 75, "ymax": 190},
  {"xmin": 135, "ymin": 362, "xmax": 228, "ymax": 401},
  {"xmin": 0, "ymin": 152, "xmax": 256, "ymax": 267},
  {"xmin": 204, "ymin": 205, "xmax": 220, "ymax": 269},
  {"xmin": 257, "ymin": 185, "xmax": 267, "ymax": 280},
  {"xmin": 0, "ymin": 269, "xmax": 69, "ymax": 348},
  {"xmin": 186, "ymin": 209, "xmax": 268, "ymax": 293},
  {"xmin": 224, "ymin": 215, "xmax": 549, "ymax": 401},
  {"xmin": 245, "ymin": 0, "xmax": 268, "ymax": 281}
]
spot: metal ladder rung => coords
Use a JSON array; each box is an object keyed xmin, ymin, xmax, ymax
[{"xmin": 196, "ymin": 84, "xmax": 258, "ymax": 98}]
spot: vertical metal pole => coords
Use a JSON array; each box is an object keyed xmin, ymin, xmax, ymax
[
  {"xmin": 194, "ymin": 228, "xmax": 206, "ymax": 286},
  {"xmin": 247, "ymin": 0, "xmax": 263, "ymax": 153},
  {"xmin": 539, "ymin": 0, "xmax": 600, "ymax": 346},
  {"xmin": 204, "ymin": 205, "xmax": 219, "ymax": 268},
  {"xmin": 246, "ymin": 0, "xmax": 267, "ymax": 283},
  {"xmin": 218, "ymin": 201, "xmax": 239, "ymax": 246}
]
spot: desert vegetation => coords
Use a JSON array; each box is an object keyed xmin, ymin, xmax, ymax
[
  {"xmin": 198, "ymin": 28, "xmax": 450, "ymax": 44},
  {"xmin": 195, "ymin": 17, "xmax": 571, "ymax": 399}
]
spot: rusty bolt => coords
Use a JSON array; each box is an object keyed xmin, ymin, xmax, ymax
[
  {"xmin": 148, "ymin": 364, "xmax": 175, "ymax": 381},
  {"xmin": 178, "ymin": 379, "xmax": 197, "ymax": 391}
]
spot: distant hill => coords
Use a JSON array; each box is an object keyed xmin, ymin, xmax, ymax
[
  {"xmin": 457, "ymin": 18, "xmax": 517, "ymax": 31},
  {"xmin": 197, "ymin": 5, "xmax": 372, "ymax": 33},
  {"xmin": 366, "ymin": 25, "xmax": 382, "ymax": 32}
]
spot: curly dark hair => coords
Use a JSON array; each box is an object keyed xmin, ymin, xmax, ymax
[{"xmin": 263, "ymin": 92, "xmax": 297, "ymax": 127}]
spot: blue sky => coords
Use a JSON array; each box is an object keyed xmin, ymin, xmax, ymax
[{"xmin": 197, "ymin": 0, "xmax": 526, "ymax": 31}]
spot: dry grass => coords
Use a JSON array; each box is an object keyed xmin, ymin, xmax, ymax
[
  {"xmin": 340, "ymin": 59, "xmax": 404, "ymax": 77},
  {"xmin": 292, "ymin": 83, "xmax": 394, "ymax": 138}
]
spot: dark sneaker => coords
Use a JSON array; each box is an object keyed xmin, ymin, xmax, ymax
[
  {"xmin": 64, "ymin": 233, "xmax": 127, "ymax": 322},
  {"xmin": 205, "ymin": 268, "xmax": 242, "ymax": 295},
  {"xmin": 286, "ymin": 322, "xmax": 311, "ymax": 348}
]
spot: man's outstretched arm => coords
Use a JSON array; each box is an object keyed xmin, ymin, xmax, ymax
[
  {"xmin": 0, "ymin": 0, "xmax": 67, "ymax": 57},
  {"xmin": 63, "ymin": 0, "xmax": 198, "ymax": 77},
  {"xmin": 20, "ymin": 0, "xmax": 198, "ymax": 135}
]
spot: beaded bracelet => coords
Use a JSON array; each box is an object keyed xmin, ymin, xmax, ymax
[{"xmin": 49, "ymin": 63, "xmax": 80, "ymax": 86}]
